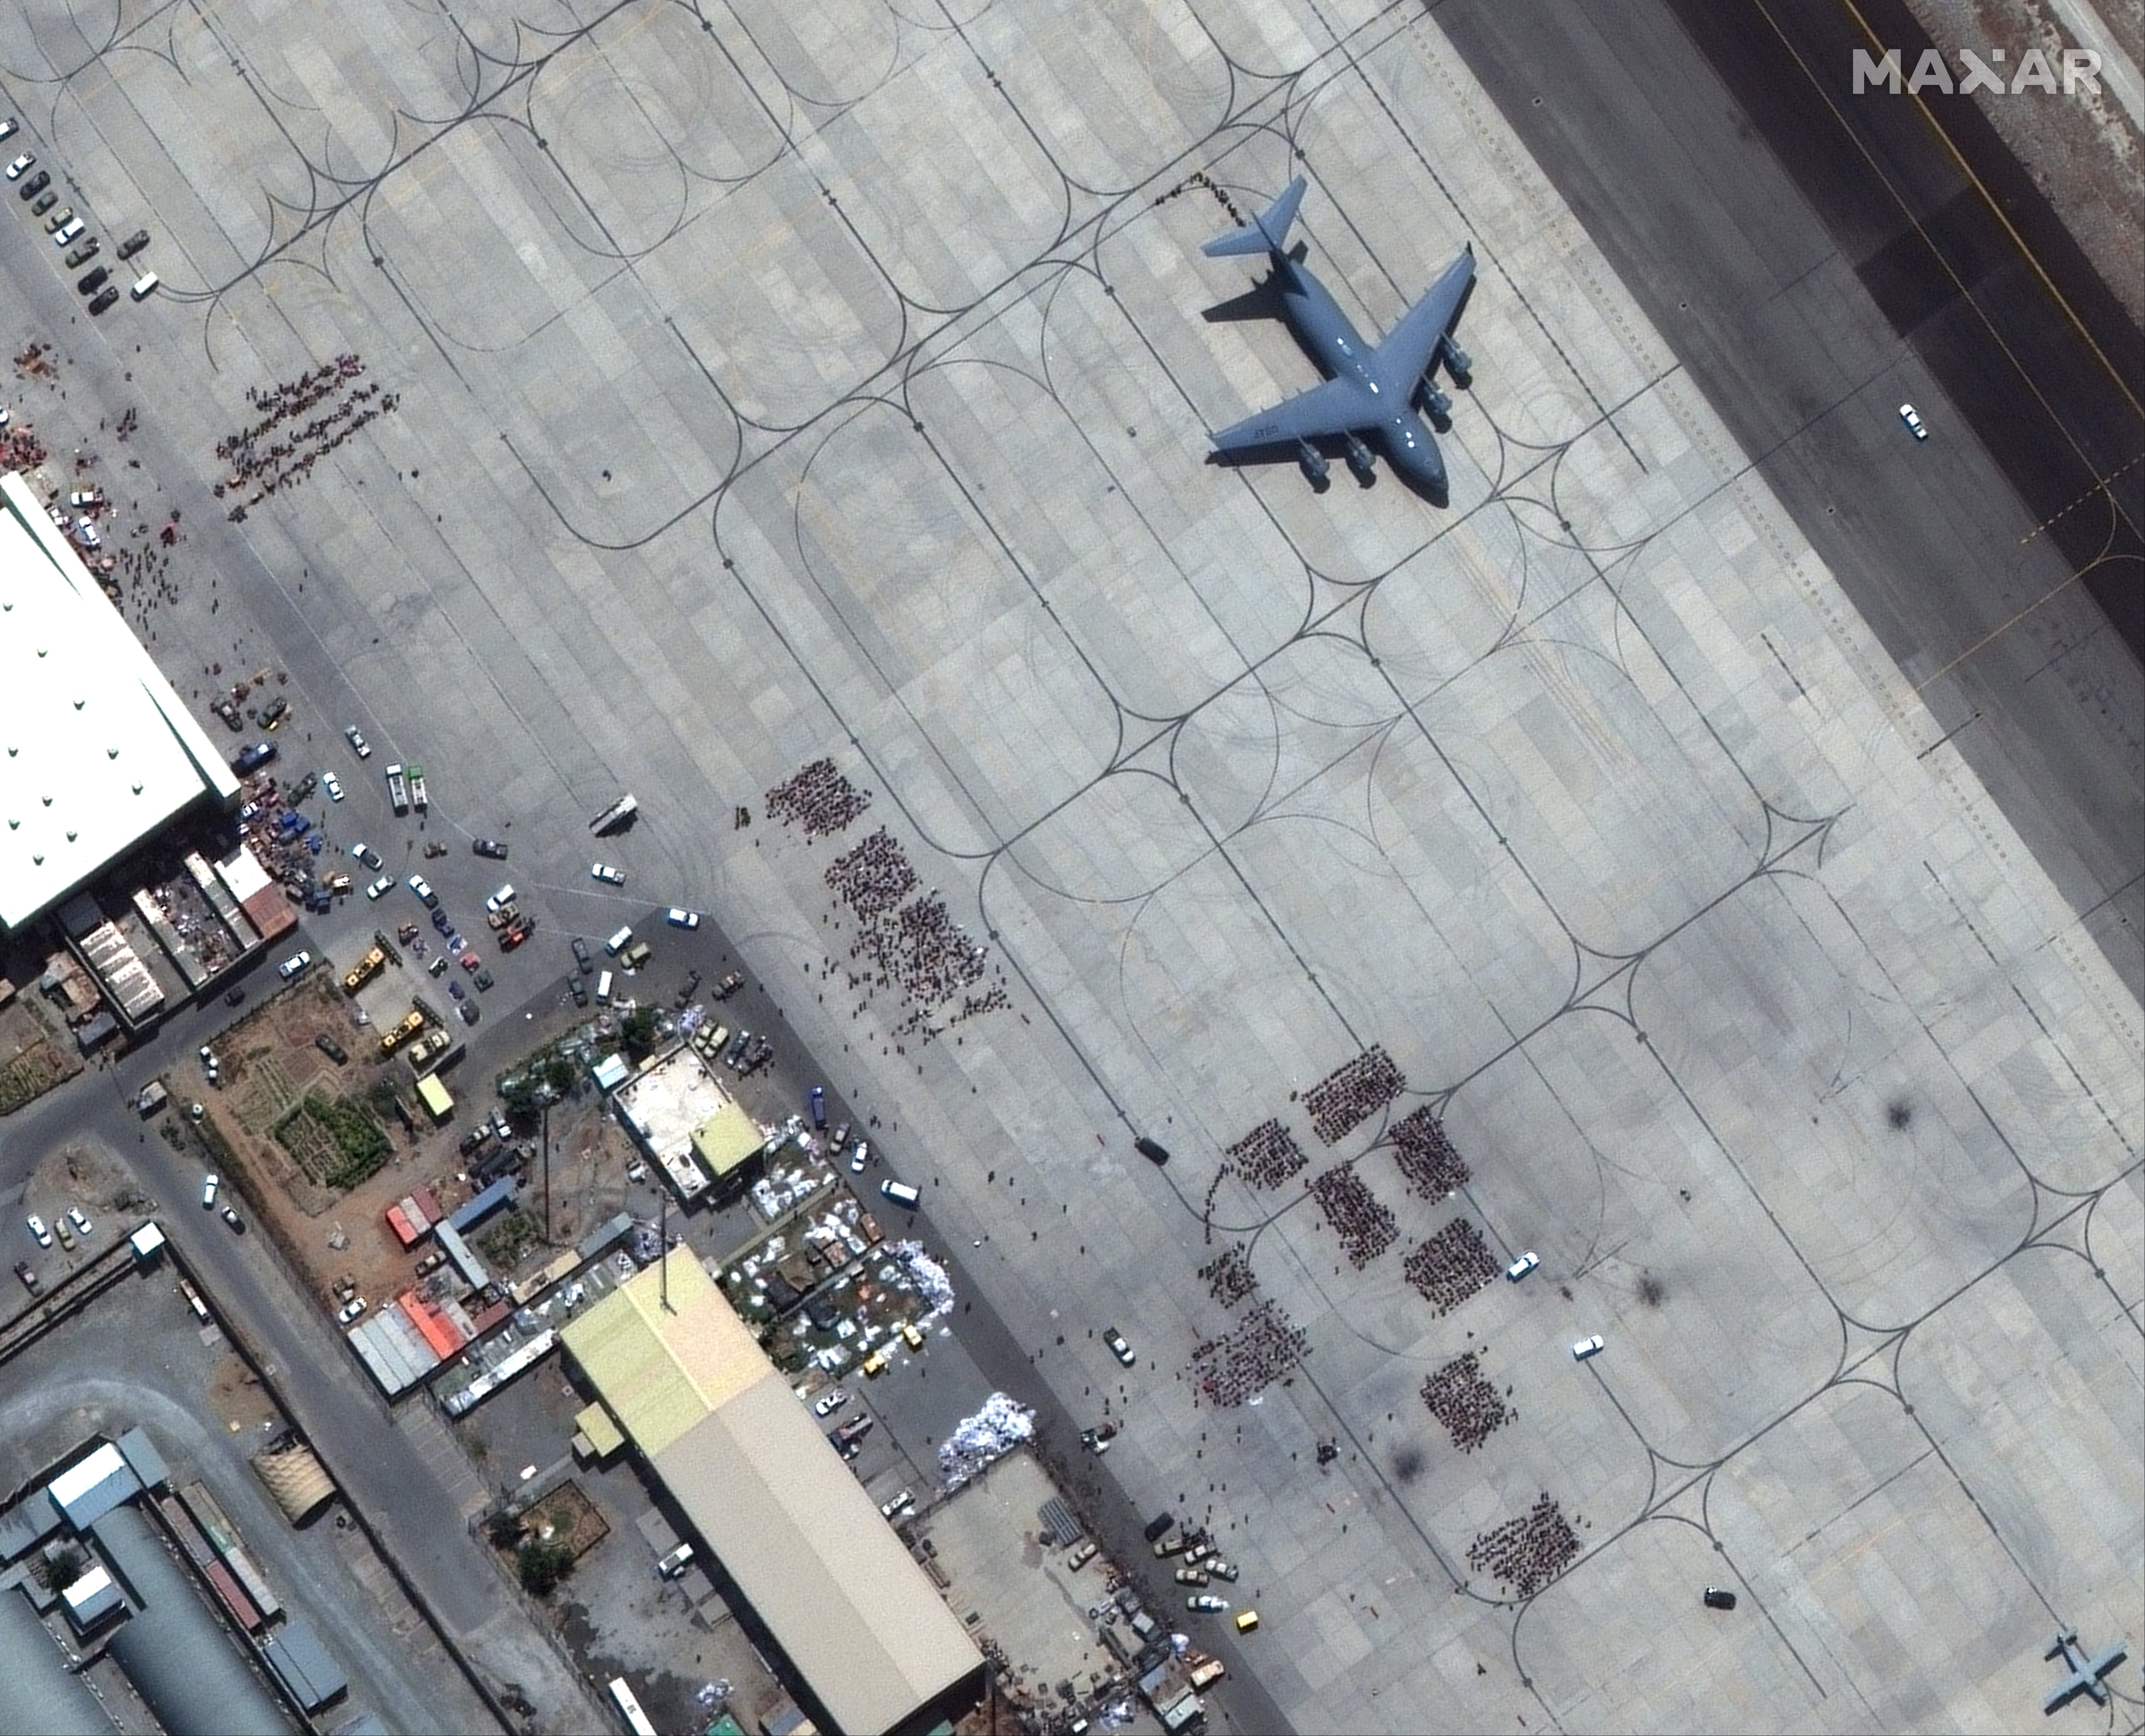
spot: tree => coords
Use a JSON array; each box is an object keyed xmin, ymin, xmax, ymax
[
  {"xmin": 621, "ymin": 1007, "xmax": 661, "ymax": 1056},
  {"xmin": 485, "ymin": 1510, "xmax": 521, "ymax": 1550},
  {"xmin": 517, "ymin": 1539, "xmax": 576, "ymax": 1598}
]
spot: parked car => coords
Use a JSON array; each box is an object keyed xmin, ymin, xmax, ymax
[
  {"xmin": 117, "ymin": 228, "xmax": 149, "ymax": 259},
  {"xmin": 406, "ymin": 873, "xmax": 436, "ymax": 906},
  {"xmin": 472, "ymin": 837, "xmax": 508, "ymax": 860},
  {"xmin": 485, "ymin": 883, "xmax": 517, "ymax": 913},
  {"xmin": 351, "ymin": 842, "xmax": 383, "ymax": 869},
  {"xmin": 1703, "ymin": 1587, "xmax": 1738, "ymax": 1611},
  {"xmin": 231, "ymin": 740, "xmax": 277, "ymax": 775},
  {"xmin": 278, "ymin": 949, "xmax": 311, "ymax": 980},
  {"xmin": 590, "ymin": 862, "xmax": 625, "ymax": 885},
  {"xmin": 25, "ymin": 1214, "xmax": 51, "ymax": 1248},
  {"xmin": 28, "ymin": 189, "xmax": 55, "ymax": 217},
  {"xmin": 457, "ymin": 1000, "xmax": 480, "ymax": 1026},
  {"xmin": 567, "ymin": 974, "xmax": 589, "ymax": 1008},
  {"xmin": 337, "ymin": 1297, "xmax": 368, "ymax": 1324},
  {"xmin": 1186, "ymin": 1594, "xmax": 1230, "ymax": 1614},
  {"xmin": 14, "ymin": 1260, "xmax": 38, "ymax": 1292},
  {"xmin": 3, "ymin": 152, "xmax": 33, "ymax": 180},
  {"xmin": 322, "ymin": 770, "xmax": 344, "ymax": 802},
  {"xmin": 1898, "ymin": 403, "xmax": 1927, "ymax": 441},
  {"xmin": 76, "ymin": 267, "xmax": 107, "ymax": 297},
  {"xmin": 15, "ymin": 171, "xmax": 45, "ymax": 200},
  {"xmin": 812, "ymin": 1387, "xmax": 849, "ymax": 1417},
  {"xmin": 66, "ymin": 1207, "xmax": 93, "ymax": 1238},
  {"xmin": 473, "ymin": 968, "xmax": 494, "ymax": 992},
  {"xmin": 571, "ymin": 937, "xmax": 593, "ymax": 973},
  {"xmin": 365, "ymin": 874, "xmax": 395, "ymax": 900},
  {"xmin": 1175, "ymin": 1566, "xmax": 1209, "ymax": 1586},
  {"xmin": 1505, "ymin": 1251, "xmax": 1538, "ymax": 1281},
  {"xmin": 87, "ymin": 282, "xmax": 118, "ymax": 314},
  {"xmin": 1572, "ymin": 1335, "xmax": 1605, "ymax": 1361},
  {"xmin": 221, "ymin": 1206, "xmax": 245, "ymax": 1234},
  {"xmin": 42, "ymin": 203, "xmax": 74, "ymax": 232},
  {"xmin": 63, "ymin": 238, "xmax": 97, "ymax": 267},
  {"xmin": 315, "ymin": 1034, "xmax": 348, "ymax": 1064},
  {"xmin": 201, "ymin": 1173, "xmax": 220, "ymax": 1207},
  {"xmin": 0, "ymin": 119, "xmax": 13, "ymax": 142},
  {"xmin": 1103, "ymin": 1326, "xmax": 1135, "ymax": 1366},
  {"xmin": 665, "ymin": 907, "xmax": 701, "ymax": 929}
]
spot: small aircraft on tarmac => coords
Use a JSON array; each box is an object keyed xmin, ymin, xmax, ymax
[
  {"xmin": 2042, "ymin": 1626, "xmax": 2126, "ymax": 1714},
  {"xmin": 1202, "ymin": 177, "xmax": 1476, "ymax": 504}
]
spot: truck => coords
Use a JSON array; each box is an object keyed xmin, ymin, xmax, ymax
[
  {"xmin": 405, "ymin": 1028, "xmax": 460, "ymax": 1074},
  {"xmin": 407, "ymin": 764, "xmax": 429, "ymax": 813},
  {"xmin": 341, "ymin": 946, "xmax": 387, "ymax": 995},
  {"xmin": 378, "ymin": 1009, "xmax": 426, "ymax": 1054},
  {"xmin": 384, "ymin": 763, "xmax": 410, "ymax": 815},
  {"xmin": 134, "ymin": 1079, "xmax": 169, "ymax": 1117},
  {"xmin": 589, "ymin": 792, "xmax": 638, "ymax": 835}
]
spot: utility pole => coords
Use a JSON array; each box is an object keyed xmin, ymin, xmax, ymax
[
  {"xmin": 659, "ymin": 1187, "xmax": 673, "ymax": 1313},
  {"xmin": 541, "ymin": 1100, "xmax": 551, "ymax": 1242}
]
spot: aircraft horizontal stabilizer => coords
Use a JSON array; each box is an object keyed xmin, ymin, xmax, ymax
[{"xmin": 1203, "ymin": 178, "xmax": 1307, "ymax": 258}]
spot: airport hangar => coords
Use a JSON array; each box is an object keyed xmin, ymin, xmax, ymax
[
  {"xmin": 0, "ymin": 471, "xmax": 239, "ymax": 937},
  {"xmin": 561, "ymin": 1252, "xmax": 984, "ymax": 1736}
]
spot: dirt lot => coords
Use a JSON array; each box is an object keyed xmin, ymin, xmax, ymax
[
  {"xmin": 184, "ymin": 965, "xmax": 643, "ymax": 1321},
  {"xmin": 0, "ymin": 993, "xmax": 84, "ymax": 1113}
]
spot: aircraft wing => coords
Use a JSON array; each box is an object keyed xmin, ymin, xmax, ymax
[
  {"xmin": 1367, "ymin": 249, "xmax": 1475, "ymax": 399},
  {"xmin": 1210, "ymin": 375, "xmax": 1382, "ymax": 452}
]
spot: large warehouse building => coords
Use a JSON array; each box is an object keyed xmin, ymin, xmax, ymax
[
  {"xmin": 0, "ymin": 472, "xmax": 238, "ymax": 935},
  {"xmin": 562, "ymin": 1257, "xmax": 982, "ymax": 1736}
]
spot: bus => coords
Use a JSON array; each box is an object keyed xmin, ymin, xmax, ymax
[{"xmin": 606, "ymin": 1677, "xmax": 657, "ymax": 1736}]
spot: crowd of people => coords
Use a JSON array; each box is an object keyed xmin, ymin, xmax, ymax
[
  {"xmin": 1228, "ymin": 1117, "xmax": 1308, "ymax": 1190},
  {"xmin": 767, "ymin": 757, "xmax": 872, "ymax": 838},
  {"xmin": 1390, "ymin": 1105, "xmax": 1470, "ymax": 1201},
  {"xmin": 1190, "ymin": 1298, "xmax": 1310, "ymax": 1408},
  {"xmin": 1308, "ymin": 1160, "xmax": 1398, "ymax": 1268},
  {"xmin": 1404, "ymin": 1218, "xmax": 1499, "ymax": 1316},
  {"xmin": 1421, "ymin": 1351, "xmax": 1510, "ymax": 1454},
  {"xmin": 812, "ymin": 807, "xmax": 1006, "ymax": 1038},
  {"xmin": 1305, "ymin": 1044, "xmax": 1405, "ymax": 1144},
  {"xmin": 214, "ymin": 355, "xmax": 396, "ymax": 518},
  {"xmin": 1199, "ymin": 1242, "xmax": 1260, "ymax": 1308},
  {"xmin": 1467, "ymin": 1494, "xmax": 1582, "ymax": 1599},
  {"xmin": 824, "ymin": 828, "xmax": 916, "ymax": 917}
]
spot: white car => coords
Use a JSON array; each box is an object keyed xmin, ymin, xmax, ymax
[
  {"xmin": 1186, "ymin": 1594, "xmax": 1230, "ymax": 1614},
  {"xmin": 201, "ymin": 1173, "xmax": 220, "ymax": 1208},
  {"xmin": 407, "ymin": 873, "xmax": 436, "ymax": 905},
  {"xmin": 849, "ymin": 1143, "xmax": 868, "ymax": 1174},
  {"xmin": 812, "ymin": 1387, "xmax": 850, "ymax": 1417},
  {"xmin": 26, "ymin": 1214, "xmax": 51, "ymax": 1248},
  {"xmin": 322, "ymin": 770, "xmax": 344, "ymax": 802},
  {"xmin": 0, "ymin": 120, "xmax": 15, "ymax": 142},
  {"xmin": 52, "ymin": 217, "xmax": 82, "ymax": 246},
  {"xmin": 366, "ymin": 874, "xmax": 396, "ymax": 900},
  {"xmin": 665, "ymin": 907, "xmax": 701, "ymax": 930},
  {"xmin": 350, "ymin": 842, "xmax": 383, "ymax": 869},
  {"xmin": 4, "ymin": 153, "xmax": 33, "ymax": 180},
  {"xmin": 1898, "ymin": 403, "xmax": 1927, "ymax": 440},
  {"xmin": 343, "ymin": 725, "xmax": 371, "ymax": 758},
  {"xmin": 1572, "ymin": 1335, "xmax": 1605, "ymax": 1361},
  {"xmin": 1103, "ymin": 1326, "xmax": 1135, "ymax": 1367},
  {"xmin": 485, "ymin": 883, "xmax": 517, "ymax": 914},
  {"xmin": 590, "ymin": 862, "xmax": 625, "ymax": 886},
  {"xmin": 67, "ymin": 1206, "xmax": 93, "ymax": 1238},
  {"xmin": 278, "ymin": 949, "xmax": 312, "ymax": 980},
  {"xmin": 337, "ymin": 1297, "xmax": 368, "ymax": 1324},
  {"xmin": 1505, "ymin": 1251, "xmax": 1538, "ymax": 1281}
]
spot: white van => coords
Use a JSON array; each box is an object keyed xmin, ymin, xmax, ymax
[
  {"xmin": 130, "ymin": 271, "xmax": 159, "ymax": 299},
  {"xmin": 656, "ymin": 1542, "xmax": 695, "ymax": 1578},
  {"xmin": 595, "ymin": 971, "xmax": 614, "ymax": 1004},
  {"xmin": 605, "ymin": 925, "xmax": 633, "ymax": 956},
  {"xmin": 880, "ymin": 1179, "xmax": 920, "ymax": 1209}
]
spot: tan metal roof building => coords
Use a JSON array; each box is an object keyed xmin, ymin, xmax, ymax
[{"xmin": 562, "ymin": 1257, "xmax": 980, "ymax": 1736}]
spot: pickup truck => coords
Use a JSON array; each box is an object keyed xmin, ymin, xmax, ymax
[{"xmin": 384, "ymin": 763, "xmax": 410, "ymax": 814}]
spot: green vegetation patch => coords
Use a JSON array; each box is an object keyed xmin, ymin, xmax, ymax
[{"xmin": 275, "ymin": 1094, "xmax": 390, "ymax": 1189}]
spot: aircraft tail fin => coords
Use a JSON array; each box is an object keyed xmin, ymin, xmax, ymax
[{"xmin": 1202, "ymin": 178, "xmax": 1307, "ymax": 258}]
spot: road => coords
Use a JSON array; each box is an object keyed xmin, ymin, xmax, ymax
[
  {"xmin": 1436, "ymin": 0, "xmax": 2145, "ymax": 999},
  {"xmin": 0, "ymin": 1006, "xmax": 606, "ymax": 1733}
]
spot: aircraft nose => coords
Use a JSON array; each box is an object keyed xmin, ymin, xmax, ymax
[{"xmin": 1387, "ymin": 425, "xmax": 1448, "ymax": 503}]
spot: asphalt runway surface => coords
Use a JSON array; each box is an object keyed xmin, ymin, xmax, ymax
[{"xmin": 1438, "ymin": 0, "xmax": 2145, "ymax": 999}]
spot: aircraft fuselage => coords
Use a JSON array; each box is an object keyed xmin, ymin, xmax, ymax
[{"xmin": 1272, "ymin": 255, "xmax": 1447, "ymax": 498}]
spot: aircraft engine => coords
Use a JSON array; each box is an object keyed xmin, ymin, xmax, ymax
[
  {"xmin": 1295, "ymin": 440, "xmax": 1330, "ymax": 488},
  {"xmin": 1416, "ymin": 379, "xmax": 1452, "ymax": 423},
  {"xmin": 1343, "ymin": 434, "xmax": 1377, "ymax": 484},
  {"xmin": 1439, "ymin": 337, "xmax": 1473, "ymax": 388}
]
